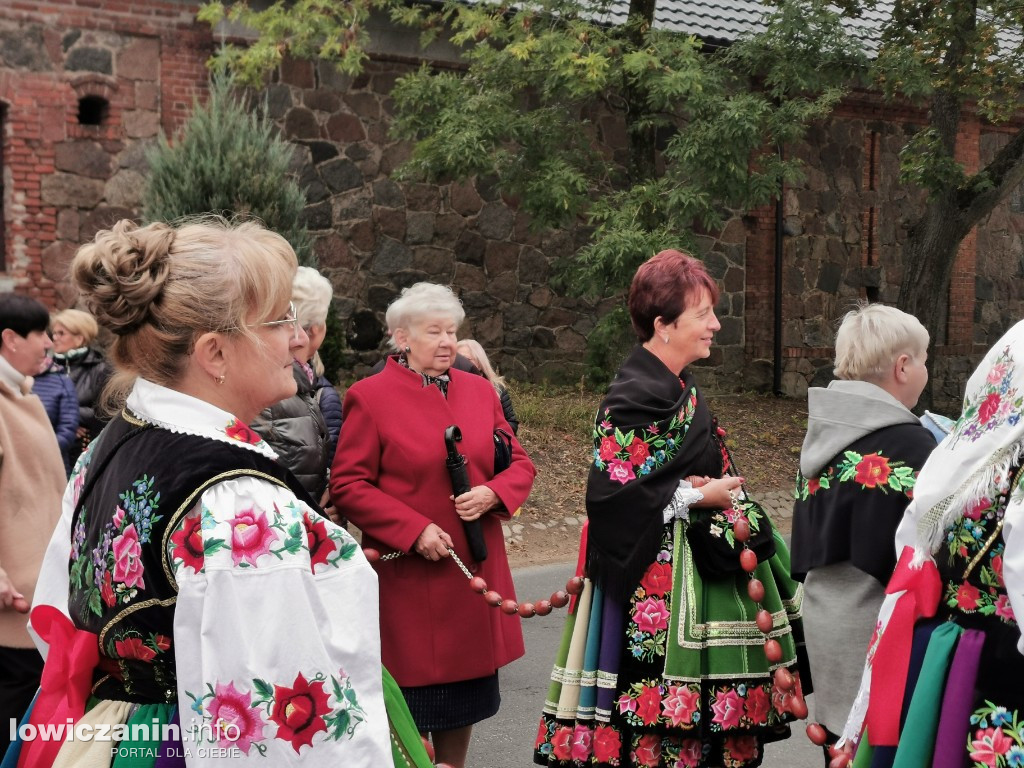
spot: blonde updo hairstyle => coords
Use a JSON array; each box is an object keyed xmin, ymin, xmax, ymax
[
  {"xmin": 51, "ymin": 308, "xmax": 100, "ymax": 346},
  {"xmin": 833, "ymin": 303, "xmax": 929, "ymax": 382},
  {"xmin": 384, "ymin": 282, "xmax": 465, "ymax": 351},
  {"xmin": 72, "ymin": 217, "xmax": 298, "ymax": 403}
]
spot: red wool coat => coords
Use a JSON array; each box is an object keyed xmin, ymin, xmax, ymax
[{"xmin": 330, "ymin": 359, "xmax": 535, "ymax": 687}]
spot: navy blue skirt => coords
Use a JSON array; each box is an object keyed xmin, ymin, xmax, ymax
[{"xmin": 401, "ymin": 673, "xmax": 500, "ymax": 731}]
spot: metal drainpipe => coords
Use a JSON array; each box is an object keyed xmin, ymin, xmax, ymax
[{"xmin": 772, "ymin": 146, "xmax": 785, "ymax": 396}]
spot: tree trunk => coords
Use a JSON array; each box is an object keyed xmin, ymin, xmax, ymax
[
  {"xmin": 897, "ymin": 194, "xmax": 968, "ymax": 348},
  {"xmin": 623, "ymin": 0, "xmax": 657, "ymax": 185}
]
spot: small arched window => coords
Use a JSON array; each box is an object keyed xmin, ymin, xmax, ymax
[{"xmin": 77, "ymin": 95, "xmax": 109, "ymax": 126}]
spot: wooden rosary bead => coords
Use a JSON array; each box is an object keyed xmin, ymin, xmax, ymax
[
  {"xmin": 773, "ymin": 666, "xmax": 795, "ymax": 691},
  {"xmin": 500, "ymin": 599, "xmax": 519, "ymax": 615},
  {"xmin": 534, "ymin": 599, "xmax": 553, "ymax": 616},
  {"xmin": 755, "ymin": 609, "xmax": 774, "ymax": 634},
  {"xmin": 469, "ymin": 576, "xmax": 488, "ymax": 594},
  {"xmin": 764, "ymin": 638, "xmax": 783, "ymax": 663},
  {"xmin": 518, "ymin": 602, "xmax": 536, "ymax": 618},
  {"xmin": 747, "ymin": 578, "xmax": 765, "ymax": 603},
  {"xmin": 566, "ymin": 576, "xmax": 585, "ymax": 595},
  {"xmin": 550, "ymin": 590, "xmax": 570, "ymax": 608},
  {"xmin": 806, "ymin": 723, "xmax": 828, "ymax": 746},
  {"xmin": 363, "ymin": 548, "xmax": 380, "ymax": 563},
  {"xmin": 483, "ymin": 590, "xmax": 503, "ymax": 607},
  {"xmin": 789, "ymin": 695, "xmax": 808, "ymax": 720},
  {"xmin": 739, "ymin": 548, "xmax": 758, "ymax": 573},
  {"xmin": 733, "ymin": 517, "xmax": 751, "ymax": 542}
]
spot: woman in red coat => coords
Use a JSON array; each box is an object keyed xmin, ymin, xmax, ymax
[{"xmin": 330, "ymin": 282, "xmax": 535, "ymax": 768}]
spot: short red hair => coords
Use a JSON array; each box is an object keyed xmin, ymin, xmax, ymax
[{"xmin": 628, "ymin": 249, "xmax": 719, "ymax": 342}]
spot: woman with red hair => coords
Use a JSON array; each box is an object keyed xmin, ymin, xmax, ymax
[{"xmin": 534, "ymin": 250, "xmax": 808, "ymax": 767}]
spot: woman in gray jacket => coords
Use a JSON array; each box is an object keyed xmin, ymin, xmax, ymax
[
  {"xmin": 250, "ymin": 267, "xmax": 333, "ymax": 502},
  {"xmin": 790, "ymin": 303, "xmax": 937, "ymax": 761}
]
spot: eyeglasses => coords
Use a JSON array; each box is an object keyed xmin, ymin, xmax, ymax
[{"xmin": 229, "ymin": 302, "xmax": 301, "ymax": 341}]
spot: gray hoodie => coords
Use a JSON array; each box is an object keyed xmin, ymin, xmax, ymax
[{"xmin": 800, "ymin": 379, "xmax": 921, "ymax": 478}]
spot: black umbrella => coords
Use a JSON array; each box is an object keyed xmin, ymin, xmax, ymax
[{"xmin": 444, "ymin": 425, "xmax": 488, "ymax": 562}]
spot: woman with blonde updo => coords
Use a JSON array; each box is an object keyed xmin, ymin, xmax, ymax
[{"xmin": 6, "ymin": 218, "xmax": 432, "ymax": 768}]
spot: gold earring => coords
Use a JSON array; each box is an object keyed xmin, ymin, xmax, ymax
[{"xmin": 216, "ymin": 374, "xmax": 225, "ymax": 385}]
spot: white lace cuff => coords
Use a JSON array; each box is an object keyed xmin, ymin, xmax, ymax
[{"xmin": 662, "ymin": 480, "xmax": 704, "ymax": 524}]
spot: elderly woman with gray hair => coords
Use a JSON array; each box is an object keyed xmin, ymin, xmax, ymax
[
  {"xmin": 251, "ymin": 266, "xmax": 336, "ymax": 503},
  {"xmin": 330, "ymin": 282, "xmax": 535, "ymax": 768}
]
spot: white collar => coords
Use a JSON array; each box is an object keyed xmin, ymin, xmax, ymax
[
  {"xmin": 0, "ymin": 354, "xmax": 28, "ymax": 397},
  {"xmin": 125, "ymin": 378, "xmax": 279, "ymax": 460}
]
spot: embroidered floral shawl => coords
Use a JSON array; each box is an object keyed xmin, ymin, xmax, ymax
[{"xmin": 585, "ymin": 346, "xmax": 720, "ymax": 601}]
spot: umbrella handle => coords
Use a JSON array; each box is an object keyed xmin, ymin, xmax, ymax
[{"xmin": 444, "ymin": 425, "xmax": 462, "ymax": 461}]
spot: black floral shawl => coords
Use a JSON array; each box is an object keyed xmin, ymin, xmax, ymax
[{"xmin": 585, "ymin": 346, "xmax": 721, "ymax": 600}]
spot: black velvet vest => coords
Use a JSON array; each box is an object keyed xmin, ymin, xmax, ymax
[{"xmin": 67, "ymin": 410, "xmax": 314, "ymax": 703}]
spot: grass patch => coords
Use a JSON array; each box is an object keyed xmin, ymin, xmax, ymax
[{"xmin": 509, "ymin": 381, "xmax": 601, "ymax": 440}]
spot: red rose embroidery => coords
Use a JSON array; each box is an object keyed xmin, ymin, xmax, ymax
[
  {"xmin": 854, "ymin": 454, "xmax": 892, "ymax": 488},
  {"xmin": 635, "ymin": 685, "xmax": 662, "ymax": 726},
  {"xmin": 625, "ymin": 439, "xmax": 650, "ymax": 466},
  {"xmin": 225, "ymin": 419, "xmax": 263, "ymax": 445},
  {"xmin": 229, "ymin": 507, "xmax": 277, "ymax": 567},
  {"xmin": 170, "ymin": 512, "xmax": 205, "ymax": 573},
  {"xmin": 551, "ymin": 726, "xmax": 573, "ymax": 761},
  {"xmin": 744, "ymin": 686, "xmax": 770, "ymax": 725},
  {"xmin": 534, "ymin": 718, "xmax": 548, "ymax": 750},
  {"xmin": 592, "ymin": 724, "xmax": 622, "ymax": 763},
  {"xmin": 632, "ymin": 733, "xmax": 661, "ymax": 767},
  {"xmin": 270, "ymin": 672, "xmax": 330, "ymax": 752},
  {"xmin": 100, "ymin": 571, "xmax": 116, "ymax": 607},
  {"xmin": 724, "ymin": 733, "xmax": 759, "ymax": 762},
  {"xmin": 153, "ymin": 634, "xmax": 171, "ymax": 651},
  {"xmin": 806, "ymin": 477, "xmax": 821, "ymax": 495},
  {"xmin": 598, "ymin": 436, "xmax": 619, "ymax": 461},
  {"xmin": 114, "ymin": 636, "xmax": 156, "ymax": 662},
  {"xmin": 979, "ymin": 392, "xmax": 1002, "ymax": 424},
  {"xmin": 992, "ymin": 554, "xmax": 1004, "ymax": 584},
  {"xmin": 303, "ymin": 515, "xmax": 334, "ymax": 569},
  {"xmin": 955, "ymin": 583, "xmax": 981, "ymax": 610},
  {"xmin": 711, "ymin": 688, "xmax": 744, "ymax": 729},
  {"xmin": 640, "ymin": 561, "xmax": 671, "ymax": 597},
  {"xmin": 607, "ymin": 459, "xmax": 636, "ymax": 485}
]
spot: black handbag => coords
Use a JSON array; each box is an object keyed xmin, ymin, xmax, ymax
[
  {"xmin": 686, "ymin": 490, "xmax": 776, "ymax": 579},
  {"xmin": 493, "ymin": 428, "xmax": 513, "ymax": 474}
]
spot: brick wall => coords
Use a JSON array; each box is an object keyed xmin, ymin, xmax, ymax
[{"xmin": 0, "ymin": 0, "xmax": 211, "ymax": 304}]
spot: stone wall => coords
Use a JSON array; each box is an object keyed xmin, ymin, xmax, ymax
[
  {"xmin": 1, "ymin": 3, "xmax": 1022, "ymax": 405},
  {"xmin": 266, "ymin": 53, "xmax": 762, "ymax": 386},
  {"xmin": 771, "ymin": 98, "xmax": 1024, "ymax": 412}
]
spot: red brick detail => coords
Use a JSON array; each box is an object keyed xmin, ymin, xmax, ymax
[
  {"xmin": 0, "ymin": 0, "xmax": 213, "ymax": 305},
  {"xmin": 783, "ymin": 347, "xmax": 834, "ymax": 358}
]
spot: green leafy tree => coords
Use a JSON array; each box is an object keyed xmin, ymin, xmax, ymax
[
  {"xmin": 200, "ymin": 0, "xmax": 859, "ymax": 378},
  {"xmin": 144, "ymin": 71, "xmax": 313, "ymax": 265},
  {"xmin": 753, "ymin": 0, "xmax": 1024, "ymax": 353},
  {"xmin": 854, "ymin": 0, "xmax": 1024, "ymax": 348}
]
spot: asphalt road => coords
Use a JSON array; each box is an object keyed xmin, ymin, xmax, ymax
[{"xmin": 467, "ymin": 562, "xmax": 823, "ymax": 768}]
